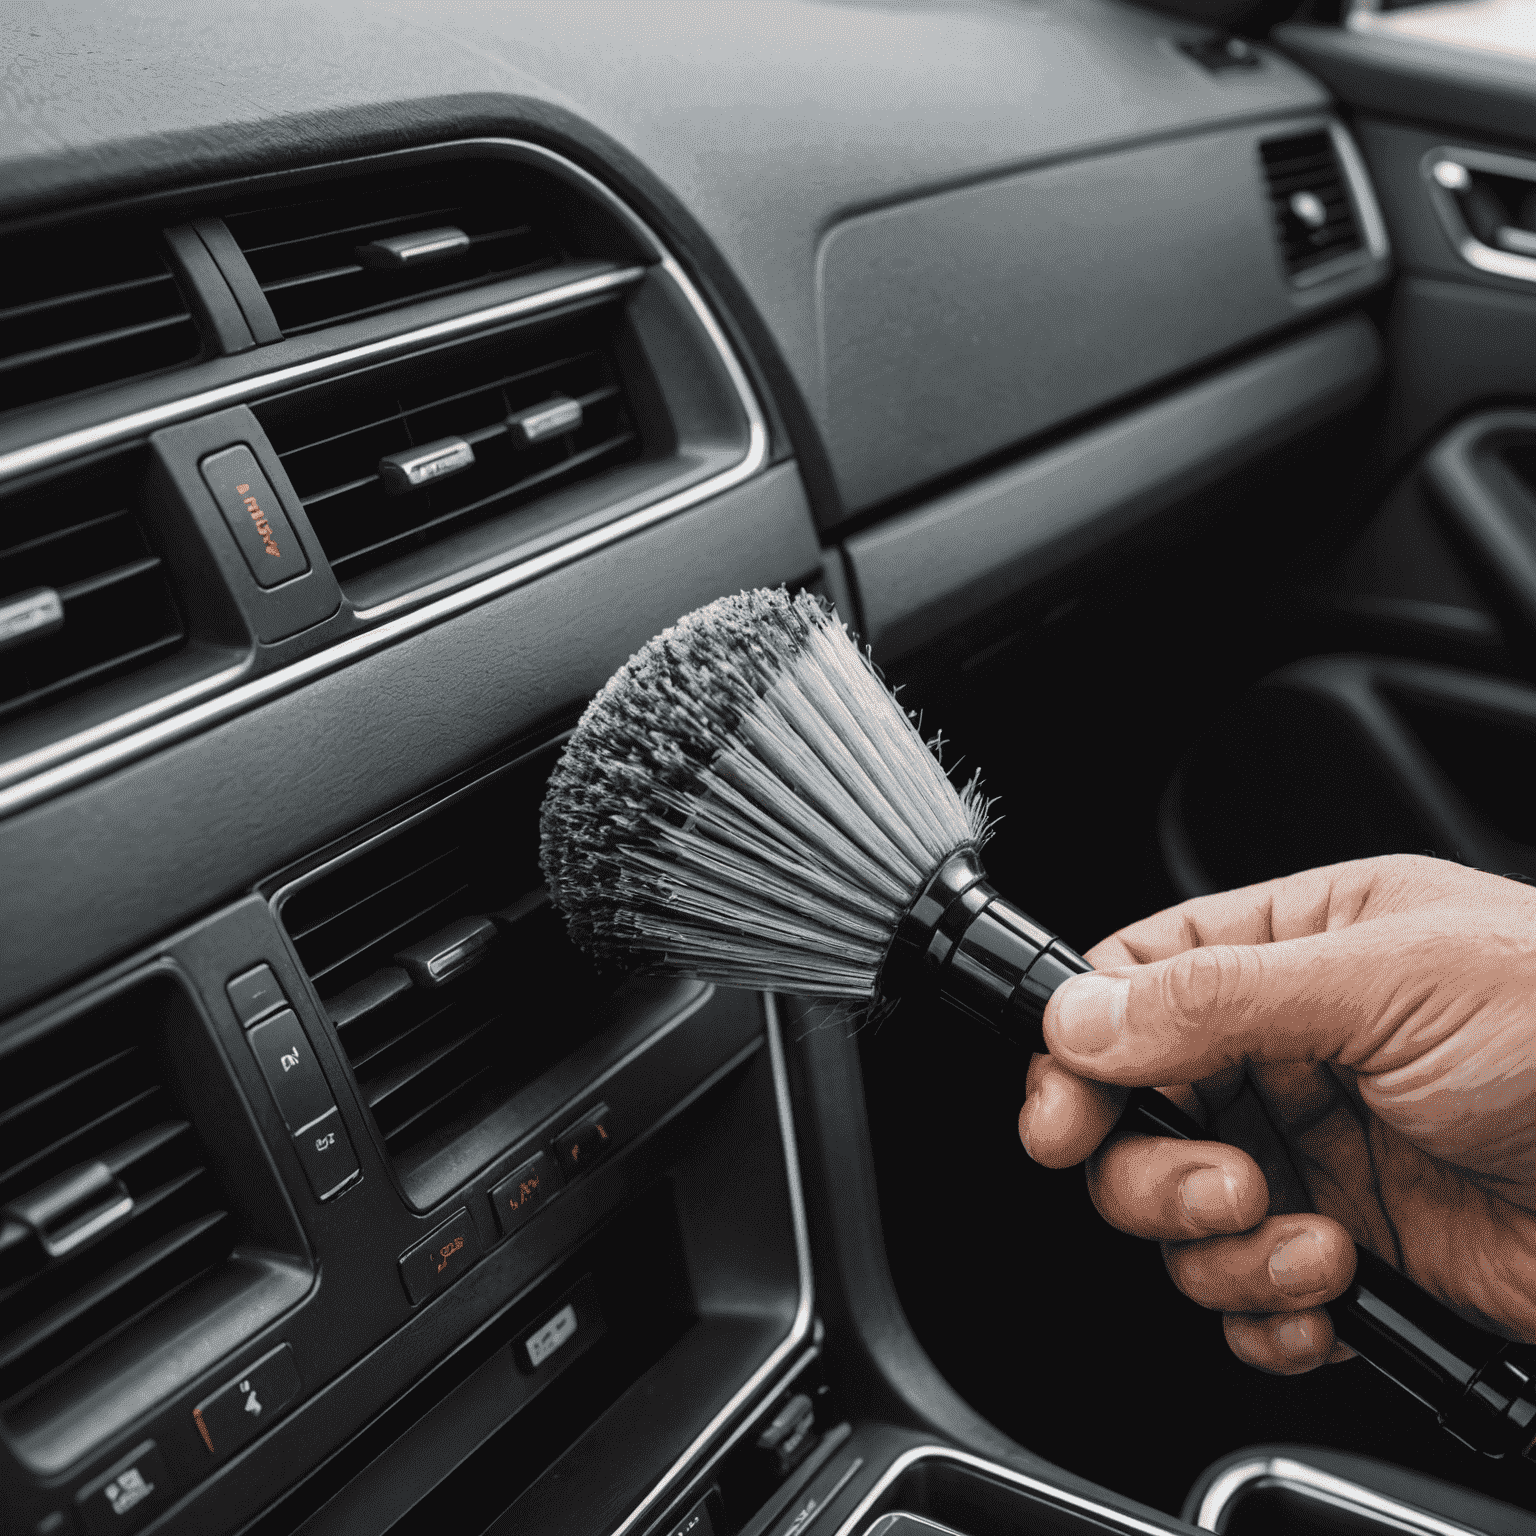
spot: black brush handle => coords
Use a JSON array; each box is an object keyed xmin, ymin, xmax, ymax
[{"xmin": 884, "ymin": 851, "xmax": 1536, "ymax": 1459}]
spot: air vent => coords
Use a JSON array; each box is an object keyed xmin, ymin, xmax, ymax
[
  {"xmin": 0, "ymin": 221, "xmax": 200, "ymax": 416},
  {"xmin": 222, "ymin": 162, "xmax": 568, "ymax": 336},
  {"xmin": 1260, "ymin": 131, "xmax": 1364, "ymax": 279},
  {"xmin": 260, "ymin": 307, "xmax": 642, "ymax": 583},
  {"xmin": 279, "ymin": 749, "xmax": 613, "ymax": 1183},
  {"xmin": 0, "ymin": 451, "xmax": 185, "ymax": 725},
  {"xmin": 0, "ymin": 979, "xmax": 235, "ymax": 1414}
]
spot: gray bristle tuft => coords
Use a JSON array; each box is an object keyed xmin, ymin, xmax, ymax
[{"xmin": 538, "ymin": 587, "xmax": 994, "ymax": 999}]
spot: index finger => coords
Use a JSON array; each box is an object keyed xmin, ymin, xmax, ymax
[{"xmin": 1083, "ymin": 855, "xmax": 1432, "ymax": 970}]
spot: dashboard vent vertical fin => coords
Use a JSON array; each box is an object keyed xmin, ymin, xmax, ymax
[
  {"xmin": 0, "ymin": 450, "xmax": 185, "ymax": 725},
  {"xmin": 0, "ymin": 980, "xmax": 235, "ymax": 1415},
  {"xmin": 1260, "ymin": 130, "xmax": 1364, "ymax": 279},
  {"xmin": 258, "ymin": 306, "xmax": 642, "ymax": 584},
  {"xmin": 222, "ymin": 163, "xmax": 568, "ymax": 336},
  {"xmin": 0, "ymin": 224, "xmax": 201, "ymax": 416}
]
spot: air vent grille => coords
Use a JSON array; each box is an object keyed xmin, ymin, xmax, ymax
[
  {"xmin": 0, "ymin": 451, "xmax": 185, "ymax": 725},
  {"xmin": 223, "ymin": 163, "xmax": 567, "ymax": 335},
  {"xmin": 1260, "ymin": 131, "xmax": 1363, "ymax": 279},
  {"xmin": 279, "ymin": 751, "xmax": 612, "ymax": 1178},
  {"xmin": 0, "ymin": 980, "xmax": 235, "ymax": 1412},
  {"xmin": 261, "ymin": 310, "xmax": 642, "ymax": 582},
  {"xmin": 0, "ymin": 223, "xmax": 200, "ymax": 416}
]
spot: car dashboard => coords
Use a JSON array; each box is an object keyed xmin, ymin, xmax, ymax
[{"xmin": 9, "ymin": 2, "xmax": 1527, "ymax": 1535}]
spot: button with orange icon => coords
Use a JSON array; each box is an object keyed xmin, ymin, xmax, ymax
[{"xmin": 554, "ymin": 1104, "xmax": 615, "ymax": 1180}]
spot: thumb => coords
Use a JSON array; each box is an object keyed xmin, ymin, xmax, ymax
[{"xmin": 1041, "ymin": 928, "xmax": 1394, "ymax": 1086}]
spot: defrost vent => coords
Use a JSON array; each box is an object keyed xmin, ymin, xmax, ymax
[
  {"xmin": 0, "ymin": 979, "xmax": 235, "ymax": 1416},
  {"xmin": 0, "ymin": 217, "xmax": 201, "ymax": 418},
  {"xmin": 222, "ymin": 160, "xmax": 568, "ymax": 336},
  {"xmin": 0, "ymin": 450, "xmax": 185, "ymax": 725},
  {"xmin": 258, "ymin": 306, "xmax": 641, "ymax": 583},
  {"xmin": 279, "ymin": 752, "xmax": 613, "ymax": 1186},
  {"xmin": 1260, "ymin": 131, "xmax": 1364, "ymax": 280}
]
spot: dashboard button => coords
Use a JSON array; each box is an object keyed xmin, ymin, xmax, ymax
[
  {"xmin": 200, "ymin": 445, "xmax": 310, "ymax": 589},
  {"xmin": 292, "ymin": 1108, "xmax": 359, "ymax": 1200},
  {"xmin": 399, "ymin": 1208, "xmax": 481, "ymax": 1305},
  {"xmin": 75, "ymin": 1441, "xmax": 172, "ymax": 1536},
  {"xmin": 226, "ymin": 964, "xmax": 286, "ymax": 1027},
  {"xmin": 247, "ymin": 1010, "xmax": 335, "ymax": 1133},
  {"xmin": 555, "ymin": 1103, "xmax": 614, "ymax": 1178},
  {"xmin": 490, "ymin": 1152, "xmax": 560, "ymax": 1238},
  {"xmin": 191, "ymin": 1344, "xmax": 300, "ymax": 1460}
]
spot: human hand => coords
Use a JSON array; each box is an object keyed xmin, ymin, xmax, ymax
[{"xmin": 1018, "ymin": 854, "xmax": 1536, "ymax": 1376}]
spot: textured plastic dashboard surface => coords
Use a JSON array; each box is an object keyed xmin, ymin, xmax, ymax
[
  {"xmin": 2, "ymin": 0, "xmax": 1328, "ymax": 522},
  {"xmin": 817, "ymin": 120, "xmax": 1343, "ymax": 514}
]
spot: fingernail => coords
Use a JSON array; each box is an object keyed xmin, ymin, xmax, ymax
[
  {"xmin": 1269, "ymin": 1231, "xmax": 1328, "ymax": 1296},
  {"xmin": 1276, "ymin": 1315, "xmax": 1315, "ymax": 1359},
  {"xmin": 1180, "ymin": 1167, "xmax": 1241, "ymax": 1228},
  {"xmin": 1052, "ymin": 974, "xmax": 1129, "ymax": 1056}
]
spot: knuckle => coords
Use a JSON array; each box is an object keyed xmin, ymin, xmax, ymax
[{"xmin": 1159, "ymin": 946, "xmax": 1235, "ymax": 1030}]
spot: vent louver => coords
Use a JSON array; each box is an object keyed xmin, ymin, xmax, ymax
[
  {"xmin": 1260, "ymin": 131, "xmax": 1364, "ymax": 279},
  {"xmin": 223, "ymin": 162, "xmax": 567, "ymax": 336},
  {"xmin": 0, "ymin": 980, "xmax": 235, "ymax": 1413},
  {"xmin": 0, "ymin": 222, "xmax": 200, "ymax": 417},
  {"xmin": 279, "ymin": 752, "xmax": 612, "ymax": 1183},
  {"xmin": 260, "ymin": 308, "xmax": 641, "ymax": 583},
  {"xmin": 0, "ymin": 451, "xmax": 185, "ymax": 725}
]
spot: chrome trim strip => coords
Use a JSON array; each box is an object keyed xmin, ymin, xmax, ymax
[
  {"xmin": 1423, "ymin": 145, "xmax": 1536, "ymax": 287},
  {"xmin": 0, "ymin": 264, "xmax": 646, "ymax": 488},
  {"xmin": 1329, "ymin": 120, "xmax": 1391, "ymax": 265},
  {"xmin": 833, "ymin": 1447, "xmax": 1188, "ymax": 1536},
  {"xmin": 1194, "ymin": 1455, "xmax": 1485, "ymax": 1536},
  {"xmin": 606, "ymin": 994, "xmax": 815, "ymax": 1536}
]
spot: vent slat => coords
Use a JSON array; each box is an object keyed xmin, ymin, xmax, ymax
[
  {"xmin": 1259, "ymin": 130, "xmax": 1365, "ymax": 279},
  {"xmin": 0, "ymin": 1085, "xmax": 161, "ymax": 1203},
  {"xmin": 56, "ymin": 553, "xmax": 165, "ymax": 604},
  {"xmin": 0, "ymin": 224, "xmax": 199, "ymax": 417},
  {"xmin": 327, "ymin": 430, "xmax": 638, "ymax": 578},
  {"xmin": 306, "ymin": 883, "xmax": 473, "ymax": 991},
  {"xmin": 0, "ymin": 1210, "xmax": 230, "ymax": 1387},
  {"xmin": 0, "ymin": 311, "xmax": 195, "ymax": 381},
  {"xmin": 0, "ymin": 979, "xmax": 236, "ymax": 1412},
  {"xmin": 271, "ymin": 263, "xmax": 559, "ymax": 337},
  {"xmin": 278, "ymin": 747, "xmax": 619, "ymax": 1175},
  {"xmin": 223, "ymin": 162, "xmax": 566, "ymax": 335},
  {"xmin": 278, "ymin": 350, "xmax": 596, "ymax": 461},
  {"xmin": 286, "ymin": 844, "xmax": 463, "ymax": 952},
  {"xmin": 260, "ymin": 314, "xmax": 642, "ymax": 585},
  {"xmin": 364, "ymin": 1010, "xmax": 500, "ymax": 1116},
  {"xmin": 0, "ymin": 270, "xmax": 182, "ymax": 328},
  {"xmin": 0, "ymin": 450, "xmax": 187, "ymax": 726},
  {"xmin": 382, "ymin": 1064, "xmax": 499, "ymax": 1154}
]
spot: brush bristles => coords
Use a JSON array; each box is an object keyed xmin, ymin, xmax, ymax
[{"xmin": 539, "ymin": 588, "xmax": 993, "ymax": 998}]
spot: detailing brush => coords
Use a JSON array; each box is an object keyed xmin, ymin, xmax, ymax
[{"xmin": 539, "ymin": 586, "xmax": 1536, "ymax": 1459}]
